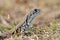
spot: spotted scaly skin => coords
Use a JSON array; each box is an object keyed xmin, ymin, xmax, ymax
[{"xmin": 12, "ymin": 9, "xmax": 40, "ymax": 36}]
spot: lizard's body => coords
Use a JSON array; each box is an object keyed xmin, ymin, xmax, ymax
[{"xmin": 0, "ymin": 9, "xmax": 40, "ymax": 40}]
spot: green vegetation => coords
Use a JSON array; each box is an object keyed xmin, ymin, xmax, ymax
[{"xmin": 0, "ymin": 21, "xmax": 60, "ymax": 40}]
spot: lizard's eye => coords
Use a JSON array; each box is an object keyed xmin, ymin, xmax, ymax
[{"xmin": 34, "ymin": 9, "xmax": 37, "ymax": 12}]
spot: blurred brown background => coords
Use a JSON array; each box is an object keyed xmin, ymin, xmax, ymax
[{"xmin": 0, "ymin": 0, "xmax": 60, "ymax": 27}]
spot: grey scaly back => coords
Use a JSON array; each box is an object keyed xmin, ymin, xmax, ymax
[{"xmin": 12, "ymin": 9, "xmax": 40, "ymax": 36}]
